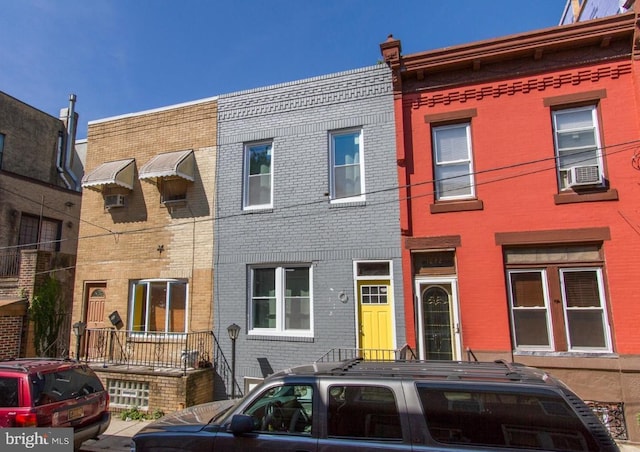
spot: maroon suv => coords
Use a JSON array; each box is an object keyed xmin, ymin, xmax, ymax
[{"xmin": 0, "ymin": 358, "xmax": 110, "ymax": 450}]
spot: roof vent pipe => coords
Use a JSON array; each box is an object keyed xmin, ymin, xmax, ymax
[{"xmin": 64, "ymin": 94, "xmax": 80, "ymax": 191}]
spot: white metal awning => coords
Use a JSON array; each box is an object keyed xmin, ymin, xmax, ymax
[
  {"xmin": 81, "ymin": 158, "xmax": 136, "ymax": 191},
  {"xmin": 139, "ymin": 150, "xmax": 195, "ymax": 181}
]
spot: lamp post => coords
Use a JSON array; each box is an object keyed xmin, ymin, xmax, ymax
[
  {"xmin": 72, "ymin": 321, "xmax": 86, "ymax": 361},
  {"xmin": 227, "ymin": 323, "xmax": 241, "ymax": 398}
]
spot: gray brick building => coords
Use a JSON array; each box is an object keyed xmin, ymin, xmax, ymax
[{"xmin": 214, "ymin": 65, "xmax": 404, "ymax": 392}]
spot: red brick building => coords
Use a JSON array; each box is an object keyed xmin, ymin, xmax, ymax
[{"xmin": 382, "ymin": 12, "xmax": 640, "ymax": 440}]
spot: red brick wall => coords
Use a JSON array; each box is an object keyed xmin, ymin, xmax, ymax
[
  {"xmin": 400, "ymin": 60, "xmax": 640, "ymax": 353},
  {"xmin": 0, "ymin": 316, "xmax": 23, "ymax": 359}
]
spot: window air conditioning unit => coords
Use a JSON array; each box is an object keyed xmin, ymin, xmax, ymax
[
  {"xmin": 104, "ymin": 194, "xmax": 126, "ymax": 209},
  {"xmin": 566, "ymin": 165, "xmax": 601, "ymax": 187}
]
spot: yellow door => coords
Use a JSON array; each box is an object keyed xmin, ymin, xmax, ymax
[{"xmin": 357, "ymin": 279, "xmax": 394, "ymax": 360}]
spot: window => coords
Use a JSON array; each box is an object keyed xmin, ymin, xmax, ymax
[
  {"xmin": 552, "ymin": 106, "xmax": 604, "ymax": 190},
  {"xmin": 328, "ymin": 385, "xmax": 402, "ymax": 439},
  {"xmin": 130, "ymin": 280, "xmax": 188, "ymax": 333},
  {"xmin": 160, "ymin": 177, "xmax": 188, "ymax": 203},
  {"xmin": 244, "ymin": 384, "xmax": 313, "ymax": 434},
  {"xmin": 244, "ymin": 141, "xmax": 273, "ymax": 209},
  {"xmin": 250, "ymin": 266, "xmax": 312, "ymax": 336},
  {"xmin": 330, "ymin": 129, "xmax": 364, "ymax": 201},
  {"xmin": 18, "ymin": 214, "xmax": 61, "ymax": 252},
  {"xmin": 432, "ymin": 123, "xmax": 475, "ymax": 200},
  {"xmin": 417, "ymin": 385, "xmax": 600, "ymax": 450},
  {"xmin": 505, "ymin": 246, "xmax": 611, "ymax": 352}
]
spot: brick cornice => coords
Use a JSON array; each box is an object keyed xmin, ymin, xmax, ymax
[{"xmin": 403, "ymin": 62, "xmax": 631, "ymax": 109}]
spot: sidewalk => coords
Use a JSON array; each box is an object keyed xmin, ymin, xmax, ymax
[{"xmin": 80, "ymin": 417, "xmax": 152, "ymax": 452}]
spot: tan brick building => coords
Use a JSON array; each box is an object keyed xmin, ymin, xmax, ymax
[
  {"xmin": 73, "ymin": 98, "xmax": 218, "ymax": 413},
  {"xmin": 0, "ymin": 91, "xmax": 82, "ymax": 359}
]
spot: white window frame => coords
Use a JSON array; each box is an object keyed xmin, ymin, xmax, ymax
[
  {"xmin": 432, "ymin": 123, "xmax": 475, "ymax": 200},
  {"xmin": 243, "ymin": 141, "xmax": 273, "ymax": 210},
  {"xmin": 329, "ymin": 128, "xmax": 365, "ymax": 203},
  {"xmin": 507, "ymin": 269, "xmax": 554, "ymax": 351},
  {"xmin": 559, "ymin": 267, "xmax": 611, "ymax": 352},
  {"xmin": 249, "ymin": 265, "xmax": 314, "ymax": 338},
  {"xmin": 552, "ymin": 105, "xmax": 604, "ymax": 190},
  {"xmin": 128, "ymin": 279, "xmax": 189, "ymax": 334}
]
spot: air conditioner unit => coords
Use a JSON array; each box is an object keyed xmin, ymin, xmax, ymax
[
  {"xmin": 566, "ymin": 165, "xmax": 601, "ymax": 187},
  {"xmin": 104, "ymin": 194, "xmax": 126, "ymax": 209}
]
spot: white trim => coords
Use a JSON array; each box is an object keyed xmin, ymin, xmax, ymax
[
  {"xmin": 248, "ymin": 264, "xmax": 314, "ymax": 338},
  {"xmin": 353, "ymin": 260, "xmax": 396, "ymax": 351},
  {"xmin": 128, "ymin": 279, "xmax": 189, "ymax": 333},
  {"xmin": 507, "ymin": 269, "xmax": 555, "ymax": 352},
  {"xmin": 559, "ymin": 267, "xmax": 612, "ymax": 352},
  {"xmin": 329, "ymin": 128, "xmax": 365, "ymax": 203},
  {"xmin": 432, "ymin": 122, "xmax": 475, "ymax": 201},
  {"xmin": 88, "ymin": 96, "xmax": 219, "ymax": 126},
  {"xmin": 552, "ymin": 105, "xmax": 604, "ymax": 190},
  {"xmin": 243, "ymin": 141, "xmax": 274, "ymax": 210},
  {"xmin": 414, "ymin": 276, "xmax": 462, "ymax": 360}
]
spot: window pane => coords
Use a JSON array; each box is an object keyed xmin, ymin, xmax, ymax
[
  {"xmin": 435, "ymin": 164, "xmax": 472, "ymax": 198},
  {"xmin": 131, "ymin": 283, "xmax": 147, "ymax": 332},
  {"xmin": 556, "ymin": 130, "xmax": 596, "ymax": 150},
  {"xmin": 434, "ymin": 126, "xmax": 469, "ymax": 163},
  {"xmin": 328, "ymin": 385, "xmax": 401, "ymax": 439},
  {"xmin": 254, "ymin": 269, "xmax": 275, "ymax": 297},
  {"xmin": 563, "ymin": 271, "xmax": 600, "ymax": 307},
  {"xmin": 248, "ymin": 144, "xmax": 271, "ymax": 175},
  {"xmin": 509, "ymin": 271, "xmax": 550, "ymax": 348},
  {"xmin": 248, "ymin": 174, "xmax": 271, "ymax": 205},
  {"xmin": 40, "ymin": 219, "xmax": 60, "ymax": 252},
  {"xmin": 253, "ymin": 268, "xmax": 276, "ymax": 329},
  {"xmin": 149, "ymin": 282, "xmax": 167, "ymax": 332},
  {"xmin": 558, "ymin": 149, "xmax": 599, "ymax": 169},
  {"xmin": 513, "ymin": 311, "xmax": 550, "ymax": 346},
  {"xmin": 417, "ymin": 386, "xmax": 599, "ymax": 450},
  {"xmin": 168, "ymin": 282, "xmax": 187, "ymax": 332},
  {"xmin": 555, "ymin": 109, "xmax": 594, "ymax": 131},
  {"xmin": 333, "ymin": 133, "xmax": 360, "ymax": 165},
  {"xmin": 332, "ymin": 131, "xmax": 362, "ymax": 199},
  {"xmin": 511, "ymin": 272, "xmax": 545, "ymax": 307},
  {"xmin": 285, "ymin": 268, "xmax": 309, "ymax": 297},
  {"xmin": 567, "ymin": 311, "xmax": 606, "ymax": 348},
  {"xmin": 252, "ymin": 298, "xmax": 275, "ymax": 328},
  {"xmin": 246, "ymin": 143, "xmax": 272, "ymax": 207},
  {"xmin": 357, "ymin": 262, "xmax": 390, "ymax": 276},
  {"xmin": 245, "ymin": 384, "xmax": 313, "ymax": 434},
  {"xmin": 285, "ymin": 268, "xmax": 310, "ymax": 330},
  {"xmin": 0, "ymin": 377, "xmax": 19, "ymax": 407},
  {"xmin": 334, "ymin": 165, "xmax": 361, "ymax": 198},
  {"xmin": 18, "ymin": 215, "xmax": 39, "ymax": 249}
]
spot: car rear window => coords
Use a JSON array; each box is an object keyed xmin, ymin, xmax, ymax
[
  {"xmin": 30, "ymin": 366, "xmax": 105, "ymax": 406},
  {"xmin": 417, "ymin": 385, "xmax": 599, "ymax": 451},
  {"xmin": 0, "ymin": 377, "xmax": 19, "ymax": 407}
]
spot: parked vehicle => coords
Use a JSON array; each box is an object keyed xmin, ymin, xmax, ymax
[
  {"xmin": 0, "ymin": 358, "xmax": 110, "ymax": 450},
  {"xmin": 132, "ymin": 358, "xmax": 617, "ymax": 451}
]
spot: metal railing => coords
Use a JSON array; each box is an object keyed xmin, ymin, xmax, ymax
[
  {"xmin": 0, "ymin": 251, "xmax": 20, "ymax": 277},
  {"xmin": 315, "ymin": 344, "xmax": 417, "ymax": 362},
  {"xmin": 80, "ymin": 329, "xmax": 216, "ymax": 375}
]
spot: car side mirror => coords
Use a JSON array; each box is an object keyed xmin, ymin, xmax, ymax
[{"xmin": 229, "ymin": 414, "xmax": 255, "ymax": 435}]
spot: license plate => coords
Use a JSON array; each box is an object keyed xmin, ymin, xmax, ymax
[{"xmin": 68, "ymin": 407, "xmax": 84, "ymax": 421}]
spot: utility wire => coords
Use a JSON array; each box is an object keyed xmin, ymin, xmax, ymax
[{"xmin": 2, "ymin": 138, "xmax": 639, "ymax": 252}]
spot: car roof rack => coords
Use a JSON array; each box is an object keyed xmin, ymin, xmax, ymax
[
  {"xmin": 0, "ymin": 357, "xmax": 76, "ymax": 373},
  {"xmin": 324, "ymin": 358, "xmax": 551, "ymax": 384}
]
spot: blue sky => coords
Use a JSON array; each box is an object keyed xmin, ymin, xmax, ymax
[{"xmin": 1, "ymin": 1, "xmax": 565, "ymax": 138}]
